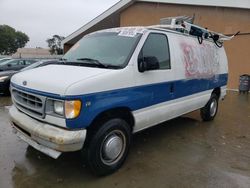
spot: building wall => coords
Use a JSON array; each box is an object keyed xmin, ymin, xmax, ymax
[
  {"xmin": 64, "ymin": 44, "xmax": 73, "ymax": 54},
  {"xmin": 12, "ymin": 48, "xmax": 62, "ymax": 59},
  {"xmin": 120, "ymin": 2, "xmax": 250, "ymax": 89}
]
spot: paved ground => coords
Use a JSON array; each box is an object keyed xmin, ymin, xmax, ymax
[{"xmin": 0, "ymin": 91, "xmax": 250, "ymax": 188}]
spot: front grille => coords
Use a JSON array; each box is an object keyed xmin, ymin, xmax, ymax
[{"xmin": 12, "ymin": 88, "xmax": 46, "ymax": 118}]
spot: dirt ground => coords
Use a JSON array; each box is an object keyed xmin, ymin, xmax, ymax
[{"xmin": 0, "ymin": 91, "xmax": 250, "ymax": 188}]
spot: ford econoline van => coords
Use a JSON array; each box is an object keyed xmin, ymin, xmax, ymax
[{"xmin": 9, "ymin": 25, "xmax": 228, "ymax": 175}]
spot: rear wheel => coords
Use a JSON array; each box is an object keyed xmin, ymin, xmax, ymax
[
  {"xmin": 84, "ymin": 118, "xmax": 131, "ymax": 176},
  {"xmin": 200, "ymin": 93, "xmax": 219, "ymax": 121}
]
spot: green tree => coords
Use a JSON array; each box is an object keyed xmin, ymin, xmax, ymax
[
  {"xmin": 0, "ymin": 25, "xmax": 29, "ymax": 55},
  {"xmin": 46, "ymin": 35, "xmax": 65, "ymax": 55}
]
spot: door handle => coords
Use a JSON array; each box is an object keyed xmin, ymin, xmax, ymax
[{"xmin": 170, "ymin": 83, "xmax": 174, "ymax": 93}]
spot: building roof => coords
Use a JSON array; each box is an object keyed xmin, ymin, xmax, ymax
[
  {"xmin": 63, "ymin": 0, "xmax": 250, "ymax": 45},
  {"xmin": 138, "ymin": 0, "xmax": 250, "ymax": 9}
]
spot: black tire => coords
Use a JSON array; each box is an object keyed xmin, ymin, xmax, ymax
[
  {"xmin": 3, "ymin": 88, "xmax": 10, "ymax": 96},
  {"xmin": 84, "ymin": 118, "xmax": 131, "ymax": 176},
  {"xmin": 200, "ymin": 93, "xmax": 219, "ymax": 121}
]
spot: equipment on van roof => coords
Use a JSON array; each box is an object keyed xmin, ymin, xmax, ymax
[{"xmin": 153, "ymin": 16, "xmax": 240, "ymax": 48}]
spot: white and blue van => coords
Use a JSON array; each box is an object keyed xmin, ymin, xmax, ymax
[{"xmin": 9, "ymin": 25, "xmax": 228, "ymax": 175}]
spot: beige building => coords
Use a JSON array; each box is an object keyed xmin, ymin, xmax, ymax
[
  {"xmin": 62, "ymin": 0, "xmax": 250, "ymax": 89},
  {"xmin": 12, "ymin": 48, "xmax": 62, "ymax": 59}
]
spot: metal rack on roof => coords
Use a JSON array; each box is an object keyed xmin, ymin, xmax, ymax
[{"xmin": 147, "ymin": 16, "xmax": 240, "ymax": 48}]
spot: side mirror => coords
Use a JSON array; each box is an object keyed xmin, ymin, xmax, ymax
[
  {"xmin": 7, "ymin": 64, "xmax": 12, "ymax": 67},
  {"xmin": 138, "ymin": 56, "xmax": 159, "ymax": 73}
]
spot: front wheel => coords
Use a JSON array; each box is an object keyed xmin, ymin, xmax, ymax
[
  {"xmin": 200, "ymin": 93, "xmax": 219, "ymax": 121},
  {"xmin": 84, "ymin": 118, "xmax": 131, "ymax": 176}
]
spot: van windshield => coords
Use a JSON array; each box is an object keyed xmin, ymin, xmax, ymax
[{"xmin": 62, "ymin": 32, "xmax": 141, "ymax": 69}]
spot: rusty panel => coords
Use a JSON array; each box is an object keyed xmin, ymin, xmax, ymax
[{"xmin": 120, "ymin": 2, "xmax": 250, "ymax": 89}]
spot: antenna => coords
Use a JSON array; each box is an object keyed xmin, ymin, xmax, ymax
[{"xmin": 150, "ymin": 16, "xmax": 239, "ymax": 47}]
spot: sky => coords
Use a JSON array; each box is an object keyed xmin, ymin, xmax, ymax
[{"xmin": 0, "ymin": 0, "xmax": 120, "ymax": 48}]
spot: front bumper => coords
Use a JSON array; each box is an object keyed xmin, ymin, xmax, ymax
[{"xmin": 9, "ymin": 105, "xmax": 86, "ymax": 159}]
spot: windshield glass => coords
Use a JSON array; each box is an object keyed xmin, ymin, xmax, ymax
[{"xmin": 63, "ymin": 32, "xmax": 141, "ymax": 68}]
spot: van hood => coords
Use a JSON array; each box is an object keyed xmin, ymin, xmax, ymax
[{"xmin": 11, "ymin": 64, "xmax": 111, "ymax": 96}]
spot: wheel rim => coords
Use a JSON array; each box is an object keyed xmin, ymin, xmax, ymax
[
  {"xmin": 100, "ymin": 130, "xmax": 126, "ymax": 165},
  {"xmin": 210, "ymin": 99, "xmax": 217, "ymax": 117}
]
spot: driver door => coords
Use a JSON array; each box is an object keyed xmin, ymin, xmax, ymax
[{"xmin": 133, "ymin": 32, "xmax": 176, "ymax": 131}]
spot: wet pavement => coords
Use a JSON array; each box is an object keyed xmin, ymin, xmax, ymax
[{"xmin": 0, "ymin": 91, "xmax": 250, "ymax": 188}]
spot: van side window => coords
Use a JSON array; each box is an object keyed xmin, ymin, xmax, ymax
[{"xmin": 140, "ymin": 33, "xmax": 171, "ymax": 70}]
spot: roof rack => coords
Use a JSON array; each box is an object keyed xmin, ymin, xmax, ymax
[{"xmin": 147, "ymin": 16, "xmax": 239, "ymax": 48}]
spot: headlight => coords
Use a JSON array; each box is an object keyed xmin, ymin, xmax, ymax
[
  {"xmin": 65, "ymin": 100, "xmax": 81, "ymax": 119},
  {"xmin": 0, "ymin": 76, "xmax": 9, "ymax": 82},
  {"xmin": 53, "ymin": 100, "xmax": 64, "ymax": 116}
]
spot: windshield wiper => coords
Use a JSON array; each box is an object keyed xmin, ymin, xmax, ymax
[
  {"xmin": 60, "ymin": 58, "xmax": 122, "ymax": 69},
  {"xmin": 58, "ymin": 58, "xmax": 87, "ymax": 66},
  {"xmin": 77, "ymin": 58, "xmax": 107, "ymax": 68}
]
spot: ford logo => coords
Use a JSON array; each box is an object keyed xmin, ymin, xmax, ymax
[{"xmin": 23, "ymin": 81, "xmax": 27, "ymax": 86}]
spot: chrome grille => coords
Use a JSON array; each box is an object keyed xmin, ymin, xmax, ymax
[{"xmin": 12, "ymin": 88, "xmax": 46, "ymax": 118}]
